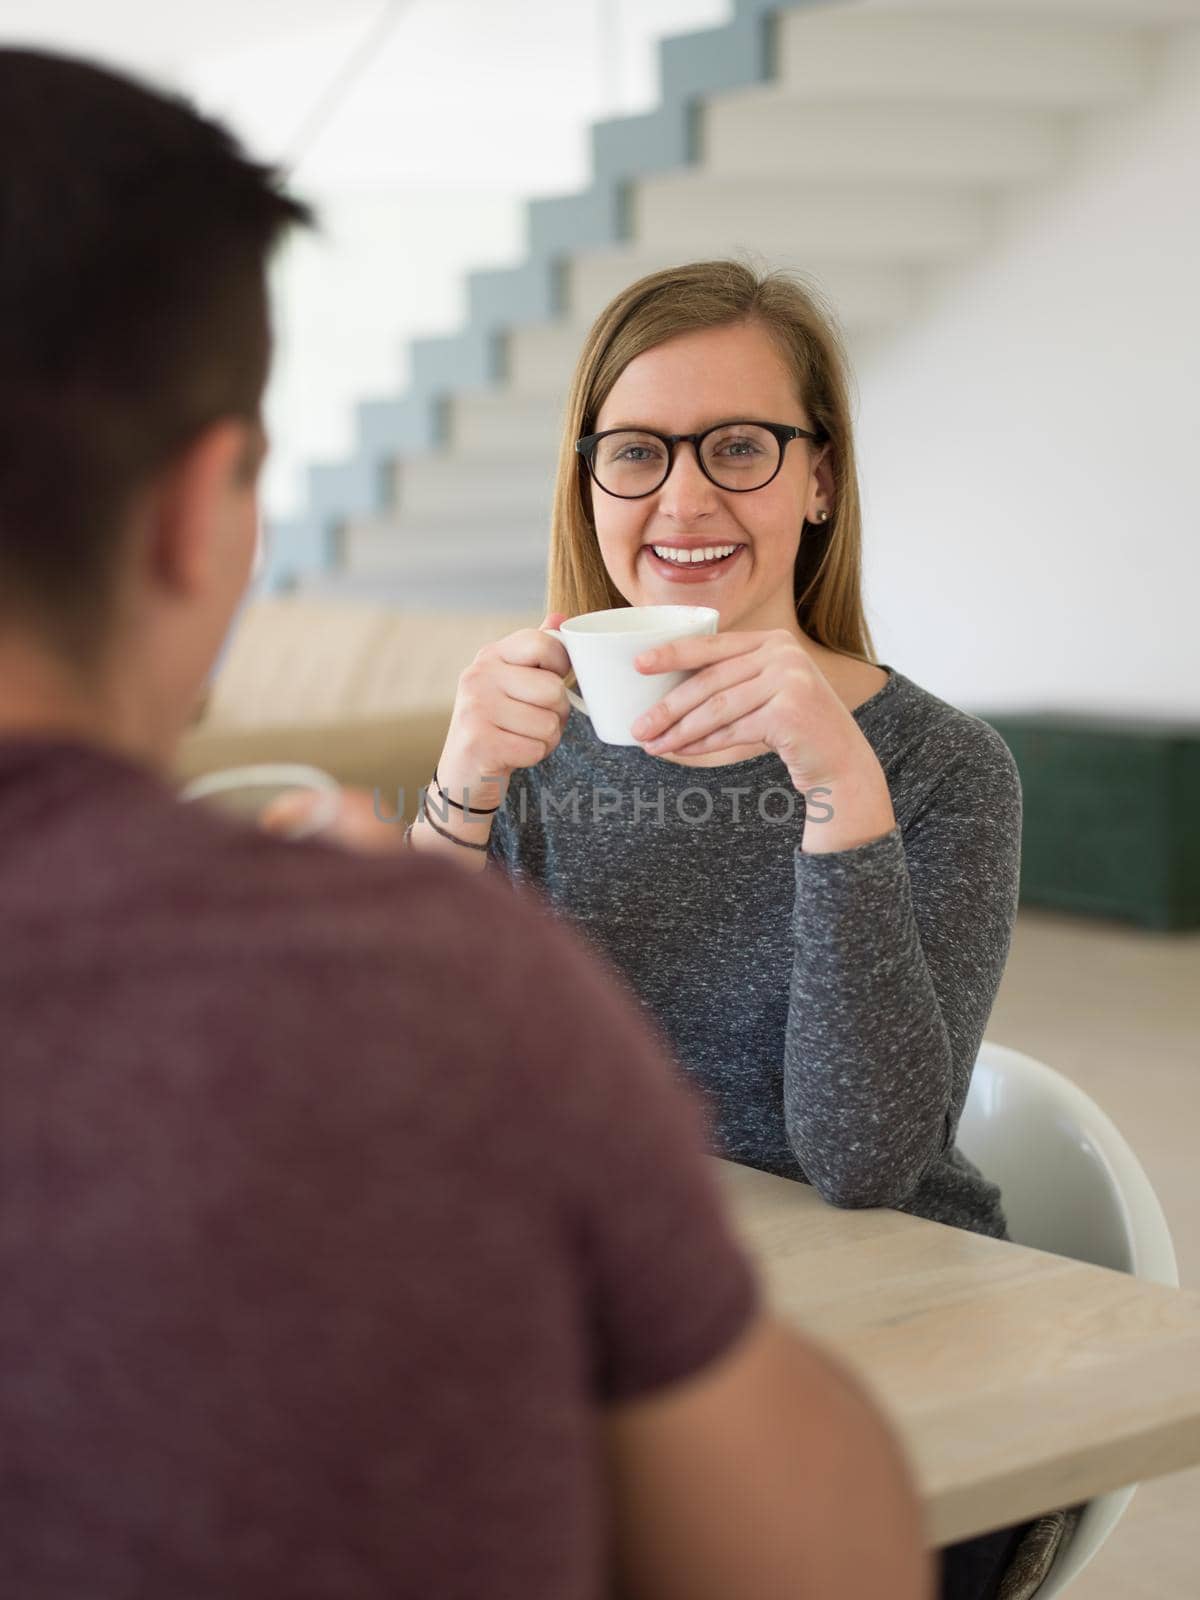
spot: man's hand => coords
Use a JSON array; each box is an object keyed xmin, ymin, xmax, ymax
[{"xmin": 259, "ymin": 785, "xmax": 408, "ymax": 854}]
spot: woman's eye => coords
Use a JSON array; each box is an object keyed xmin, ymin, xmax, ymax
[
  {"xmin": 618, "ymin": 446, "xmax": 659, "ymax": 463},
  {"xmin": 715, "ymin": 438, "xmax": 761, "ymax": 457}
]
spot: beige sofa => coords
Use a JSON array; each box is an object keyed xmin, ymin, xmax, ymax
[{"xmin": 176, "ymin": 598, "xmax": 540, "ymax": 817}]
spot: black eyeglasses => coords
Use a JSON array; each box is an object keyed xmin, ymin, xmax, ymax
[{"xmin": 575, "ymin": 419, "xmax": 826, "ymax": 499}]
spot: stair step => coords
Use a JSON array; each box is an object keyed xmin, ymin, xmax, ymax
[
  {"xmin": 849, "ymin": 0, "xmax": 1199, "ymax": 21},
  {"xmin": 344, "ymin": 519, "xmax": 549, "ymax": 559},
  {"xmin": 446, "ymin": 388, "xmax": 568, "ymax": 458},
  {"xmin": 386, "ymin": 454, "xmax": 554, "ymax": 522},
  {"xmin": 502, "ymin": 322, "xmax": 585, "ymax": 398},
  {"xmin": 773, "ymin": 11, "xmax": 1151, "ymax": 108},
  {"xmin": 301, "ymin": 565, "xmax": 547, "ymax": 612},
  {"xmin": 700, "ymin": 94, "xmax": 1068, "ymax": 184},
  {"xmin": 338, "ymin": 523, "xmax": 549, "ymax": 604},
  {"xmin": 626, "ymin": 175, "xmax": 991, "ymax": 262}
]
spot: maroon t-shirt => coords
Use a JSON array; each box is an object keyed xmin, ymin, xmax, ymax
[{"xmin": 0, "ymin": 736, "xmax": 758, "ymax": 1599}]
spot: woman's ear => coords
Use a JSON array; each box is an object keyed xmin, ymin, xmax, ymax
[{"xmin": 806, "ymin": 441, "xmax": 836, "ymax": 524}]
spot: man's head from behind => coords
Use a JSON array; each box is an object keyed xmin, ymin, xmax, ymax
[{"xmin": 0, "ymin": 49, "xmax": 313, "ymax": 762}]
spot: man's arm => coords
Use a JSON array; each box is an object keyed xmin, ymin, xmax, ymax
[{"xmin": 605, "ymin": 1310, "xmax": 932, "ymax": 1600}]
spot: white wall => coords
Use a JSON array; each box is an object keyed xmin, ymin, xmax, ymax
[{"xmin": 857, "ymin": 24, "xmax": 1200, "ymax": 716}]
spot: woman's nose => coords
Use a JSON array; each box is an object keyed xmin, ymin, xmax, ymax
[{"xmin": 656, "ymin": 442, "xmax": 721, "ymax": 520}]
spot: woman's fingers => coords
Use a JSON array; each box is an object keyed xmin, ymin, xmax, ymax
[
  {"xmin": 488, "ymin": 691, "xmax": 568, "ymax": 751},
  {"xmin": 494, "ymin": 623, "xmax": 571, "ymax": 677},
  {"xmin": 632, "ymin": 653, "xmax": 761, "ymax": 744},
  {"xmin": 633, "ymin": 629, "xmax": 765, "ymax": 674},
  {"xmin": 670, "ymin": 712, "xmax": 765, "ymax": 757},
  {"xmin": 495, "ymin": 660, "xmax": 572, "ymax": 720},
  {"xmin": 641, "ymin": 677, "xmax": 767, "ymax": 753}
]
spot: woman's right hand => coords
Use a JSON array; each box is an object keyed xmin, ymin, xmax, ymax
[{"xmin": 434, "ymin": 612, "xmax": 572, "ymax": 807}]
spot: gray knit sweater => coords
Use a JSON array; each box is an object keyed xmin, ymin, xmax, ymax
[{"xmin": 487, "ymin": 665, "xmax": 1022, "ymax": 1239}]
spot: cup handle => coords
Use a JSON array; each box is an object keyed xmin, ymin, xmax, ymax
[{"xmin": 543, "ymin": 628, "xmax": 588, "ymax": 717}]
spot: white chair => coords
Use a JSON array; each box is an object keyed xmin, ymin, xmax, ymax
[{"xmin": 956, "ymin": 1041, "xmax": 1180, "ymax": 1598}]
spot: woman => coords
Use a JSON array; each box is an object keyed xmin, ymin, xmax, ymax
[
  {"xmin": 296, "ymin": 260, "xmax": 1052, "ymax": 1596},
  {"xmin": 413, "ymin": 260, "xmax": 1020, "ymax": 1234}
]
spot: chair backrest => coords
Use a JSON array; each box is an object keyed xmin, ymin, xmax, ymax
[{"xmin": 957, "ymin": 1042, "xmax": 1178, "ymax": 1287}]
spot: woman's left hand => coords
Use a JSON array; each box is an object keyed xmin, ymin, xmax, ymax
[{"xmin": 630, "ymin": 629, "xmax": 867, "ymax": 791}]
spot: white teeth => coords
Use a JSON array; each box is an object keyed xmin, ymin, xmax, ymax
[{"xmin": 651, "ymin": 543, "xmax": 738, "ymax": 565}]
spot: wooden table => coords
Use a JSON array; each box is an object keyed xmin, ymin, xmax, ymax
[{"xmin": 716, "ymin": 1159, "xmax": 1200, "ymax": 1545}]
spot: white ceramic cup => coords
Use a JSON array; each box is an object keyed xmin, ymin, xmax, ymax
[
  {"xmin": 179, "ymin": 763, "xmax": 342, "ymax": 841},
  {"xmin": 545, "ymin": 604, "xmax": 720, "ymax": 746}
]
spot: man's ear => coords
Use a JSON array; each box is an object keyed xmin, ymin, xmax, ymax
[{"xmin": 146, "ymin": 419, "xmax": 254, "ymax": 597}]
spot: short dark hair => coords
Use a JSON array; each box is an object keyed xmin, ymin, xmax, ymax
[{"xmin": 0, "ymin": 48, "xmax": 315, "ymax": 662}]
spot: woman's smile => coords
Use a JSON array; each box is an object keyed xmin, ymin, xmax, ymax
[{"xmin": 642, "ymin": 540, "xmax": 747, "ymax": 584}]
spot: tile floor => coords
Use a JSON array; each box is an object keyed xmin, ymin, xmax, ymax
[{"xmin": 987, "ymin": 908, "xmax": 1200, "ymax": 1599}]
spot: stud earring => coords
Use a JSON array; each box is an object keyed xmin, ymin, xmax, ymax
[{"xmin": 816, "ymin": 509, "xmax": 830, "ymax": 523}]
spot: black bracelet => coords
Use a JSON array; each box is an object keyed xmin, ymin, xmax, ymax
[
  {"xmin": 419, "ymin": 804, "xmax": 490, "ymax": 852},
  {"xmin": 432, "ymin": 766, "xmax": 501, "ymax": 816}
]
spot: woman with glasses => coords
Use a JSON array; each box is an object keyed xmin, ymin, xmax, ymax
[
  {"xmin": 397, "ymin": 258, "xmax": 1042, "ymax": 1598},
  {"xmin": 410, "ymin": 258, "xmax": 1020, "ymax": 1241}
]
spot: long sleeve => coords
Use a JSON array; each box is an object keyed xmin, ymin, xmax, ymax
[{"xmin": 783, "ymin": 720, "xmax": 1022, "ymax": 1209}]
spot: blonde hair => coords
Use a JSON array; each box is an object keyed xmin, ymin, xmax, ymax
[{"xmin": 546, "ymin": 258, "xmax": 875, "ymax": 662}]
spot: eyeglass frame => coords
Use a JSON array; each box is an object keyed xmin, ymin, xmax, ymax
[{"xmin": 575, "ymin": 419, "xmax": 827, "ymax": 500}]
